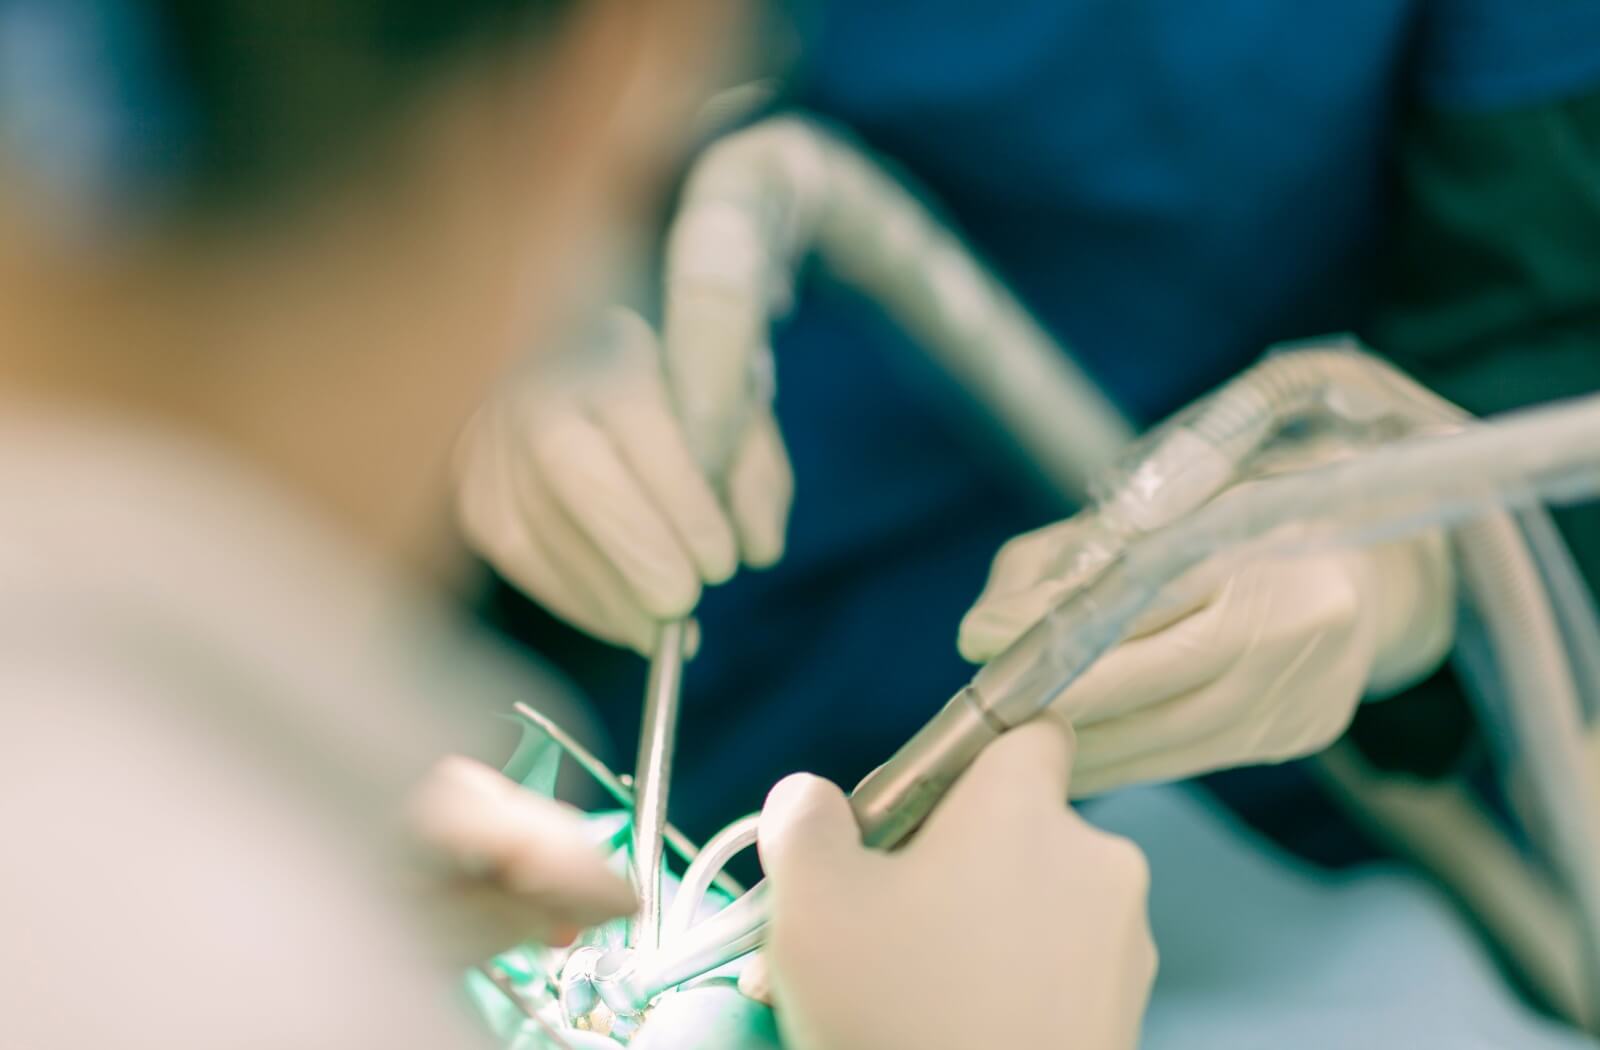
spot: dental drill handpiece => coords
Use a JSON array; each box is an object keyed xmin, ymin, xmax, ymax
[
  {"xmin": 597, "ymin": 554, "xmax": 1159, "ymax": 1012},
  {"xmin": 594, "ymin": 394, "xmax": 1600, "ymax": 1014}
]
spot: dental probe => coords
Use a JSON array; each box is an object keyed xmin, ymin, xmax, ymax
[{"xmin": 511, "ymin": 702, "xmax": 744, "ymax": 897}]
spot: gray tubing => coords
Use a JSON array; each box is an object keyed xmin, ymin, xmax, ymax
[
  {"xmin": 1103, "ymin": 344, "xmax": 1600, "ymax": 1026},
  {"xmin": 1457, "ymin": 517, "xmax": 1600, "ymax": 1025},
  {"xmin": 1521, "ymin": 508, "xmax": 1600, "ymax": 724},
  {"xmin": 665, "ymin": 117, "xmax": 1133, "ymax": 497}
]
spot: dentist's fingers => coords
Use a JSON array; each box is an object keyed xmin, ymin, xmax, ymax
[
  {"xmin": 660, "ymin": 259, "xmax": 792, "ymax": 569},
  {"xmin": 1044, "ymin": 593, "xmax": 1241, "ymax": 727},
  {"xmin": 494, "ymin": 418, "xmax": 659, "ymax": 653},
  {"xmin": 725, "ymin": 405, "xmax": 793, "ymax": 567},
  {"xmin": 958, "ymin": 574, "xmax": 1083, "ymax": 664},
  {"xmin": 458, "ymin": 411, "xmax": 648, "ymax": 651},
  {"xmin": 409, "ymin": 757, "xmax": 637, "ymax": 960},
  {"xmin": 593, "ymin": 310, "xmax": 739, "ymax": 584},
  {"xmin": 918, "ymin": 718, "xmax": 1077, "ymax": 851},
  {"xmin": 1068, "ymin": 684, "xmax": 1236, "ymax": 777},
  {"xmin": 663, "ymin": 281, "xmax": 767, "ymax": 478},
  {"xmin": 1067, "ymin": 721, "xmax": 1244, "ymax": 799},
  {"xmin": 959, "ymin": 521, "xmax": 1224, "ymax": 663},
  {"xmin": 530, "ymin": 410, "xmax": 702, "ymax": 620},
  {"xmin": 759, "ymin": 773, "xmax": 868, "ymax": 889},
  {"xmin": 974, "ymin": 514, "xmax": 1104, "ymax": 601}
]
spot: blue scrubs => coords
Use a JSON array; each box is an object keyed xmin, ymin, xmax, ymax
[{"xmin": 503, "ymin": 0, "xmax": 1600, "ymax": 845}]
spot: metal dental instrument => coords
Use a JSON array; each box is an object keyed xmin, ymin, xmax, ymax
[
  {"xmin": 592, "ymin": 390, "xmax": 1600, "ymax": 1011},
  {"xmin": 475, "ymin": 963, "xmax": 576, "ymax": 1050},
  {"xmin": 630, "ymin": 620, "xmax": 689, "ymax": 951},
  {"xmin": 511, "ymin": 702, "xmax": 744, "ymax": 898},
  {"xmin": 591, "ymin": 559, "xmax": 1147, "ymax": 1011}
]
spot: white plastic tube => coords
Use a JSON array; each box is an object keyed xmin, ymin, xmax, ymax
[
  {"xmin": 662, "ymin": 813, "xmax": 760, "ymax": 942},
  {"xmin": 662, "ymin": 116, "xmax": 1133, "ymax": 495},
  {"xmin": 1455, "ymin": 516, "xmax": 1600, "ymax": 1026},
  {"xmin": 1083, "ymin": 348, "xmax": 1600, "ymax": 1025}
]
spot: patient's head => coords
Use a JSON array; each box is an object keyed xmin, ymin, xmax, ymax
[{"xmin": 0, "ymin": 0, "xmax": 738, "ymax": 569}]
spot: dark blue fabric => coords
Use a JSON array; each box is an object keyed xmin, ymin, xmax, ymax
[
  {"xmin": 506, "ymin": 0, "xmax": 1600, "ymax": 849},
  {"xmin": 795, "ymin": 0, "xmax": 1409, "ymax": 425},
  {"xmin": 1414, "ymin": 0, "xmax": 1600, "ymax": 110}
]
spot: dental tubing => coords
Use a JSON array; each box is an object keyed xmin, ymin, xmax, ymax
[
  {"xmin": 663, "ymin": 117, "xmax": 1132, "ymax": 494},
  {"xmin": 600, "ymin": 116, "xmax": 1600, "ymax": 1027},
  {"xmin": 602, "ymin": 348, "xmax": 1600, "ymax": 1017}
]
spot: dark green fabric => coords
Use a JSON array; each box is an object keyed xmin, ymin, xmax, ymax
[
  {"xmin": 1364, "ymin": 91, "xmax": 1600, "ymax": 369},
  {"xmin": 1350, "ymin": 89, "xmax": 1600, "ymax": 776},
  {"xmin": 1361, "ymin": 88, "xmax": 1600, "ymax": 586}
]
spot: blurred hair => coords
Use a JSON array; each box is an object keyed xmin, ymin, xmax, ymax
[{"xmin": 105, "ymin": 0, "xmax": 572, "ymax": 212}]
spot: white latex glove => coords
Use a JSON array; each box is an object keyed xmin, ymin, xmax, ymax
[
  {"xmin": 756, "ymin": 720, "xmax": 1157, "ymax": 1050},
  {"xmin": 958, "ymin": 497, "xmax": 1455, "ymax": 798},
  {"xmin": 456, "ymin": 306, "xmax": 792, "ymax": 653},
  {"xmin": 406, "ymin": 756, "xmax": 636, "ymax": 963}
]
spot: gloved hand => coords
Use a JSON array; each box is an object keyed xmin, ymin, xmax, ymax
[
  {"xmin": 406, "ymin": 756, "xmax": 636, "ymax": 964},
  {"xmin": 957, "ymin": 493, "xmax": 1455, "ymax": 797},
  {"xmin": 456, "ymin": 305, "xmax": 791, "ymax": 653},
  {"xmin": 756, "ymin": 720, "xmax": 1157, "ymax": 1050}
]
